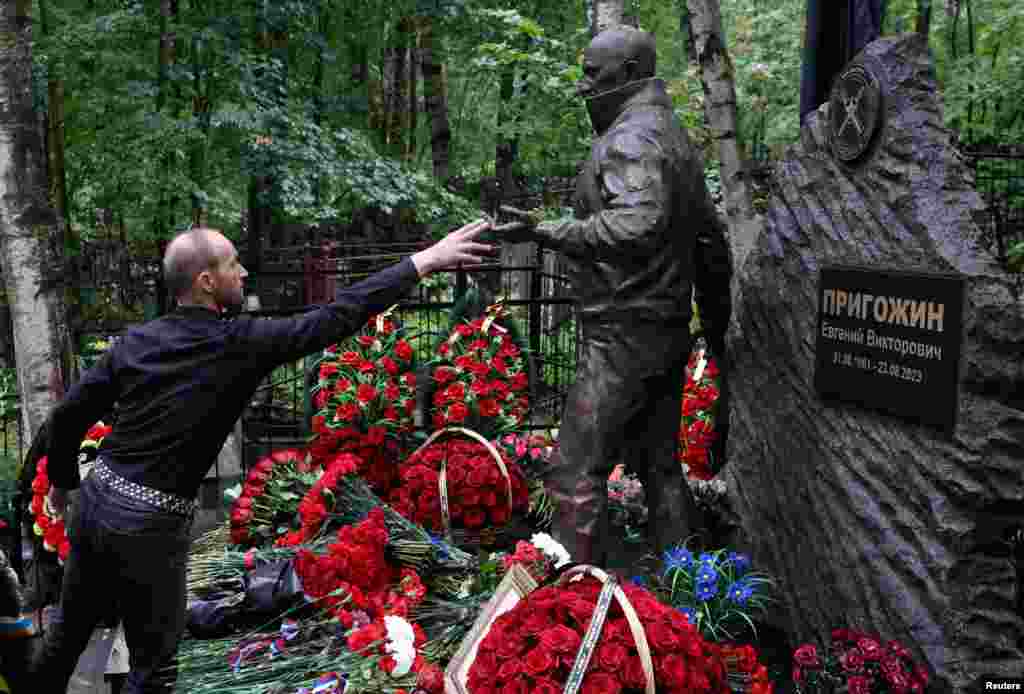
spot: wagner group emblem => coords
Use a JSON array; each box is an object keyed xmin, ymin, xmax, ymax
[{"xmin": 828, "ymin": 62, "xmax": 884, "ymax": 164}]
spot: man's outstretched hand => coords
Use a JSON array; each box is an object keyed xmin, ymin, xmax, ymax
[{"xmin": 412, "ymin": 218, "xmax": 496, "ymax": 278}]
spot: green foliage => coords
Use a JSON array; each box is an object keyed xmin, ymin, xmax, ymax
[{"xmin": 1007, "ymin": 240, "xmax": 1024, "ymax": 273}]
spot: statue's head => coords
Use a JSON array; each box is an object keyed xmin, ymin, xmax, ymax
[{"xmin": 577, "ymin": 26, "xmax": 657, "ymax": 132}]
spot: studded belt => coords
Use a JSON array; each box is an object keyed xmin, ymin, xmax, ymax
[{"xmin": 93, "ymin": 460, "xmax": 197, "ymax": 517}]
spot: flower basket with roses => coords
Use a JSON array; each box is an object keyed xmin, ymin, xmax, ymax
[
  {"xmin": 29, "ymin": 421, "xmax": 112, "ymax": 564},
  {"xmin": 462, "ymin": 563, "xmax": 734, "ymax": 694},
  {"xmin": 648, "ymin": 541, "xmax": 775, "ymax": 644},
  {"xmin": 680, "ymin": 340, "xmax": 721, "ymax": 481},
  {"xmin": 792, "ymin": 629, "xmax": 930, "ymax": 694},
  {"xmin": 310, "ymin": 309, "xmax": 418, "ymax": 497},
  {"xmin": 387, "ymin": 427, "xmax": 530, "ymax": 549},
  {"xmin": 494, "ymin": 431, "xmax": 558, "ymax": 530},
  {"xmin": 428, "ymin": 303, "xmax": 530, "ymax": 439},
  {"xmin": 225, "ymin": 447, "xmax": 316, "ymax": 548}
]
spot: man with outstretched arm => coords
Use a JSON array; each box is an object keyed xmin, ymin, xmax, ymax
[{"xmin": 31, "ymin": 219, "xmax": 494, "ymax": 693}]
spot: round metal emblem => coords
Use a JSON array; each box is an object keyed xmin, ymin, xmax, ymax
[{"xmin": 829, "ymin": 63, "xmax": 884, "ymax": 163}]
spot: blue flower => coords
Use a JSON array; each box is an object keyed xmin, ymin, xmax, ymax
[
  {"xmin": 695, "ymin": 580, "xmax": 718, "ymax": 602},
  {"xmin": 631, "ymin": 575, "xmax": 647, "ymax": 587},
  {"xmin": 727, "ymin": 579, "xmax": 754, "ymax": 605},
  {"xmin": 728, "ymin": 551, "xmax": 751, "ymax": 576},
  {"xmin": 663, "ymin": 546, "xmax": 693, "ymax": 573},
  {"xmin": 698, "ymin": 552, "xmax": 715, "ymax": 566},
  {"xmin": 696, "ymin": 563, "xmax": 718, "ymax": 584},
  {"xmin": 427, "ymin": 533, "xmax": 450, "ymax": 560},
  {"xmin": 678, "ymin": 606, "xmax": 697, "ymax": 624}
]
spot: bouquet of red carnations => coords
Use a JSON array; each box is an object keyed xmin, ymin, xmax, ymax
[
  {"xmin": 388, "ymin": 428, "xmax": 530, "ymax": 545},
  {"xmin": 429, "ymin": 304, "xmax": 530, "ymax": 438},
  {"xmin": 680, "ymin": 342, "xmax": 721, "ymax": 481},
  {"xmin": 30, "ymin": 421, "xmax": 112, "ymax": 564},
  {"xmin": 465, "ymin": 567, "xmax": 730, "ymax": 694}
]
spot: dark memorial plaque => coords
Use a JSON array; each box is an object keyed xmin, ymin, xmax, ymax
[{"xmin": 814, "ymin": 266, "xmax": 964, "ymax": 431}]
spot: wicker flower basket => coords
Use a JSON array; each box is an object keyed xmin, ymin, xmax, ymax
[{"xmin": 410, "ymin": 426, "xmax": 522, "ymax": 550}]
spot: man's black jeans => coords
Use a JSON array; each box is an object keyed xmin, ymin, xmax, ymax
[{"xmin": 33, "ymin": 470, "xmax": 191, "ymax": 693}]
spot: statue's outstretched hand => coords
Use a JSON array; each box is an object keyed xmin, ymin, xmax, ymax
[
  {"xmin": 411, "ymin": 219, "xmax": 496, "ymax": 277},
  {"xmin": 492, "ymin": 205, "xmax": 541, "ymax": 243}
]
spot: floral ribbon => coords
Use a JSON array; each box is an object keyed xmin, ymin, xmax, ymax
[{"xmin": 557, "ymin": 565, "xmax": 656, "ymax": 694}]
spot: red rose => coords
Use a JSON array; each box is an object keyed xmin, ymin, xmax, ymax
[
  {"xmin": 489, "ymin": 504, "xmax": 511, "ymax": 525},
  {"xmin": 847, "ymin": 675, "xmax": 872, "ymax": 694},
  {"xmin": 840, "ymin": 648, "xmax": 865, "ymax": 672},
  {"xmin": 881, "ymin": 654, "xmax": 905, "ymax": 676},
  {"xmin": 539, "ymin": 624, "xmax": 582, "ymax": 654},
  {"xmin": 335, "ymin": 403, "xmax": 359, "ymax": 421},
  {"xmin": 596, "ymin": 641, "xmax": 629, "ymax": 671},
  {"xmin": 434, "ymin": 367, "xmax": 456, "ymax": 384},
  {"xmin": 496, "ymin": 636, "xmax": 526, "ymax": 662},
  {"xmin": 230, "ymin": 507, "xmax": 253, "ymax": 524},
  {"xmin": 235, "ymin": 496, "xmax": 253, "ymax": 510},
  {"xmin": 856, "ymin": 637, "xmax": 883, "ymax": 660},
  {"xmin": 913, "ymin": 665, "xmax": 929, "ymax": 686},
  {"xmin": 319, "ymin": 363, "xmax": 339, "ymax": 379},
  {"xmin": 510, "ymin": 373, "xmax": 528, "ymax": 390},
  {"xmin": 447, "ymin": 402, "xmax": 469, "ymax": 423},
  {"xmin": 356, "ymin": 383, "xmax": 377, "ymax": 403},
  {"xmin": 357, "ymin": 359, "xmax": 375, "ymax": 374},
  {"xmin": 793, "ymin": 643, "xmax": 820, "ymax": 668},
  {"xmin": 532, "ymin": 679, "xmax": 561, "ymax": 694},
  {"xmin": 478, "ymin": 398, "xmax": 501, "ymax": 417},
  {"xmin": 335, "ymin": 378, "xmax": 352, "ymax": 394},
  {"xmin": 581, "ymin": 672, "xmax": 622, "ymax": 694},
  {"xmin": 340, "ymin": 351, "xmax": 361, "ymax": 366},
  {"xmin": 445, "ymin": 382, "xmax": 467, "ymax": 402},
  {"xmin": 524, "ymin": 646, "xmax": 556, "ymax": 677},
  {"xmin": 647, "ymin": 621, "xmax": 680, "ymax": 654},
  {"xmin": 887, "ymin": 640, "xmax": 912, "ymax": 659},
  {"xmin": 230, "ymin": 526, "xmax": 249, "ymax": 545},
  {"xmin": 395, "ymin": 340, "xmax": 413, "ymax": 361},
  {"xmin": 656, "ymin": 653, "xmax": 687, "ymax": 687}
]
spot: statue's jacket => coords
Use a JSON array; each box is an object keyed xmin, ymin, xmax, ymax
[{"xmin": 535, "ymin": 78, "xmax": 732, "ymax": 363}]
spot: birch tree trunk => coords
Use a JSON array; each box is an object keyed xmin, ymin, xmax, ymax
[
  {"xmin": 686, "ymin": 0, "xmax": 754, "ymax": 226},
  {"xmin": 592, "ymin": 0, "xmax": 624, "ymax": 36},
  {"xmin": 0, "ymin": 0, "xmax": 72, "ymax": 442}
]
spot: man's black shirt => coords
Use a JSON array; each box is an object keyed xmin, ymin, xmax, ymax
[{"xmin": 46, "ymin": 258, "xmax": 420, "ymax": 498}]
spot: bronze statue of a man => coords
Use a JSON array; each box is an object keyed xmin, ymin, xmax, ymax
[{"xmin": 495, "ymin": 26, "xmax": 732, "ymax": 567}]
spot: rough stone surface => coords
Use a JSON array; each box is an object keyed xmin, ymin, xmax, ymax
[{"xmin": 723, "ymin": 34, "xmax": 1024, "ymax": 692}]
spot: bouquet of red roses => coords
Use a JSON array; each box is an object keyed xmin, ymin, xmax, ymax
[
  {"xmin": 429, "ymin": 305, "xmax": 530, "ymax": 438},
  {"xmin": 226, "ymin": 447, "xmax": 316, "ymax": 547},
  {"xmin": 465, "ymin": 571, "xmax": 730, "ymax": 694},
  {"xmin": 792, "ymin": 628, "xmax": 930, "ymax": 694},
  {"xmin": 30, "ymin": 421, "xmax": 112, "ymax": 564},
  {"xmin": 387, "ymin": 428, "xmax": 529, "ymax": 542},
  {"xmin": 311, "ymin": 311, "xmax": 417, "ymax": 495}
]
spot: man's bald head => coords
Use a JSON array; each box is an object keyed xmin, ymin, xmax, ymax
[
  {"xmin": 163, "ymin": 228, "xmax": 230, "ymax": 301},
  {"xmin": 590, "ymin": 25, "xmax": 656, "ymax": 80}
]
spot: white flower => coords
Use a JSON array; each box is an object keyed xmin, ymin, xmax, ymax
[
  {"xmin": 383, "ymin": 615, "xmax": 416, "ymax": 677},
  {"xmin": 531, "ymin": 532, "xmax": 571, "ymax": 568}
]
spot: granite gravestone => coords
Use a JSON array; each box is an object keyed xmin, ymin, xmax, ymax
[{"xmin": 722, "ymin": 34, "xmax": 1023, "ymax": 692}]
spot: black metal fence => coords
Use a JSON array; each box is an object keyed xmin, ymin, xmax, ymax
[{"xmin": 964, "ymin": 145, "xmax": 1024, "ymax": 268}]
